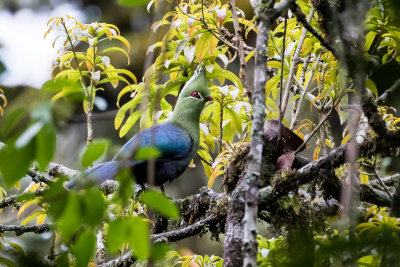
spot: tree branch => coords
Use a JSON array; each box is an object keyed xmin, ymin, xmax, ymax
[
  {"xmin": 103, "ymin": 217, "xmax": 217, "ymax": 267},
  {"xmin": 0, "ymin": 223, "xmax": 51, "ymax": 235},
  {"xmin": 0, "ymin": 195, "xmax": 16, "ymax": 209},
  {"xmin": 290, "ymin": 53, "xmax": 322, "ymax": 129},
  {"xmin": 375, "ymin": 79, "xmax": 400, "ymax": 106},
  {"xmin": 290, "ymin": 2, "xmax": 338, "ymax": 58},
  {"xmin": 281, "ymin": 7, "xmax": 314, "ymax": 119}
]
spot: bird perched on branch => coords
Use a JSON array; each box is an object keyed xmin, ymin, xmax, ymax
[{"xmin": 67, "ymin": 66, "xmax": 213, "ymax": 191}]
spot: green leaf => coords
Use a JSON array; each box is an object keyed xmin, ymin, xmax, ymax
[
  {"xmin": 0, "ymin": 141, "xmax": 35, "ymax": 187},
  {"xmin": 139, "ymin": 190, "xmax": 179, "ymax": 219},
  {"xmin": 224, "ymin": 107, "xmax": 242, "ymax": 134},
  {"xmin": 107, "ymin": 216, "xmax": 150, "ymax": 260},
  {"xmin": 58, "ymin": 193, "xmax": 81, "ymax": 240},
  {"xmin": 36, "ymin": 124, "xmax": 56, "ymax": 171},
  {"xmin": 128, "ymin": 216, "xmax": 150, "ymax": 259},
  {"xmin": 174, "ymin": 38, "xmax": 189, "ymax": 60},
  {"xmin": 83, "ymin": 188, "xmax": 106, "ymax": 226},
  {"xmin": 115, "ymin": 96, "xmax": 142, "ymax": 130},
  {"xmin": 55, "ymin": 69, "xmax": 81, "ymax": 80},
  {"xmin": 98, "ymin": 76, "xmax": 130, "ymax": 87},
  {"xmin": 7, "ymin": 242, "xmax": 24, "ymax": 255},
  {"xmin": 366, "ymin": 79, "xmax": 378, "ymax": 97},
  {"xmin": 195, "ymin": 32, "xmax": 218, "ymax": 62},
  {"xmin": 107, "ymin": 218, "xmax": 129, "ymax": 253},
  {"xmin": 102, "ymin": 68, "xmax": 137, "ymax": 84},
  {"xmin": 80, "ymin": 139, "xmax": 109, "ymax": 167},
  {"xmin": 119, "ymin": 109, "xmax": 142, "ymax": 137},
  {"xmin": 73, "ymin": 230, "xmax": 96, "ymax": 267},
  {"xmin": 100, "ymin": 47, "xmax": 130, "ymax": 64},
  {"xmin": 135, "ymin": 146, "xmax": 161, "ymax": 161},
  {"xmin": 43, "ymin": 179, "xmax": 69, "ymax": 220},
  {"xmin": 15, "ymin": 192, "xmax": 37, "ymax": 202},
  {"xmin": 208, "ymin": 69, "xmax": 243, "ymax": 90},
  {"xmin": 0, "ymin": 256, "xmax": 16, "ymax": 267},
  {"xmin": 265, "ymin": 75, "xmax": 280, "ymax": 100},
  {"xmin": 300, "ymin": 37, "xmax": 317, "ymax": 55},
  {"xmin": 150, "ymin": 243, "xmax": 170, "ymax": 261},
  {"xmin": 364, "ymin": 31, "xmax": 377, "ymax": 51},
  {"xmin": 107, "ymin": 35, "xmax": 131, "ymax": 52},
  {"xmin": 117, "ymin": 84, "xmax": 139, "ymax": 107}
]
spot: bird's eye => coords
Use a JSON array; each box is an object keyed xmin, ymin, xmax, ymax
[{"xmin": 190, "ymin": 91, "xmax": 201, "ymax": 99}]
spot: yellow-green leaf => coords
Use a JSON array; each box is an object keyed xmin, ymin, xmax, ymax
[
  {"xmin": 100, "ymin": 47, "xmax": 130, "ymax": 64},
  {"xmin": 364, "ymin": 31, "xmax": 377, "ymax": 51},
  {"xmin": 195, "ymin": 32, "xmax": 218, "ymax": 62},
  {"xmin": 108, "ymin": 35, "xmax": 131, "ymax": 52},
  {"xmin": 119, "ymin": 110, "xmax": 141, "ymax": 137},
  {"xmin": 366, "ymin": 79, "xmax": 378, "ymax": 97},
  {"xmin": 359, "ymin": 173, "xmax": 369, "ymax": 184},
  {"xmin": 341, "ymin": 133, "xmax": 352, "ymax": 144}
]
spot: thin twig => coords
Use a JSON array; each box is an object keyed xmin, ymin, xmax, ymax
[
  {"xmin": 290, "ymin": 2, "xmax": 337, "ymax": 58},
  {"xmin": 45, "ymin": 232, "xmax": 56, "ymax": 263},
  {"xmin": 373, "ymin": 168, "xmax": 393, "ymax": 198},
  {"xmin": 196, "ymin": 153, "xmax": 212, "ymax": 167},
  {"xmin": 294, "ymin": 107, "xmax": 334, "ymax": 154},
  {"xmin": 175, "ymin": 3, "xmax": 251, "ymax": 55},
  {"xmin": 219, "ymin": 97, "xmax": 224, "ymax": 151},
  {"xmin": 277, "ymin": 13, "xmax": 288, "ymax": 147},
  {"xmin": 375, "ymin": 78, "xmax": 400, "ymax": 105},
  {"xmin": 281, "ymin": 7, "xmax": 315, "ymax": 120},
  {"xmin": 369, "ymin": 173, "xmax": 400, "ymax": 188},
  {"xmin": 230, "ymin": 0, "xmax": 252, "ymax": 100},
  {"xmin": 290, "ymin": 53, "xmax": 311, "ymax": 129},
  {"xmin": 291, "ymin": 53, "xmax": 322, "ymax": 129},
  {"xmin": 61, "ymin": 19, "xmax": 84, "ymax": 82}
]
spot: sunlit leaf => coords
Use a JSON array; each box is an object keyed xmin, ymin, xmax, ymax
[
  {"xmin": 139, "ymin": 190, "xmax": 179, "ymax": 219},
  {"xmin": 108, "ymin": 35, "xmax": 131, "ymax": 52},
  {"xmin": 359, "ymin": 173, "xmax": 369, "ymax": 184},
  {"xmin": 100, "ymin": 47, "xmax": 130, "ymax": 64},
  {"xmin": 80, "ymin": 139, "xmax": 109, "ymax": 167},
  {"xmin": 366, "ymin": 79, "xmax": 378, "ymax": 97},
  {"xmin": 195, "ymin": 32, "xmax": 218, "ymax": 62}
]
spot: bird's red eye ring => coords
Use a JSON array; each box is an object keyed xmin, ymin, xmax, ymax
[{"xmin": 190, "ymin": 91, "xmax": 201, "ymax": 99}]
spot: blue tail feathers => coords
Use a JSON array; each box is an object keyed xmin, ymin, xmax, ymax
[{"xmin": 66, "ymin": 161, "xmax": 119, "ymax": 189}]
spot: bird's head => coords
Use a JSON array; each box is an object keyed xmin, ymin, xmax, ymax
[
  {"xmin": 178, "ymin": 65, "xmax": 213, "ymax": 104},
  {"xmin": 170, "ymin": 65, "xmax": 213, "ymax": 130}
]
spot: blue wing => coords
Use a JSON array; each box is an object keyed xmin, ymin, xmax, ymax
[
  {"xmin": 114, "ymin": 122, "xmax": 192, "ymax": 161},
  {"xmin": 67, "ymin": 123, "xmax": 193, "ymax": 188},
  {"xmin": 66, "ymin": 161, "xmax": 119, "ymax": 189}
]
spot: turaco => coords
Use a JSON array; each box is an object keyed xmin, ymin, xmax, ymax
[{"xmin": 67, "ymin": 65, "xmax": 213, "ymax": 192}]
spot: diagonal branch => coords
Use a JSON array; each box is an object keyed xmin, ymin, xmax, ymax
[
  {"xmin": 375, "ymin": 78, "xmax": 400, "ymax": 105},
  {"xmin": 290, "ymin": 2, "xmax": 337, "ymax": 58}
]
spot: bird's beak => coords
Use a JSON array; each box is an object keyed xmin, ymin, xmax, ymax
[{"xmin": 205, "ymin": 96, "xmax": 214, "ymax": 102}]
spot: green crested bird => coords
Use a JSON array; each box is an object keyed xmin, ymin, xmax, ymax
[{"xmin": 67, "ymin": 66, "xmax": 213, "ymax": 191}]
